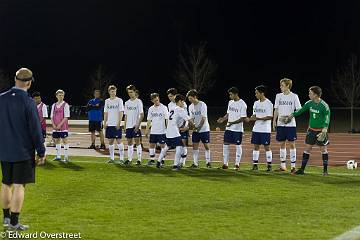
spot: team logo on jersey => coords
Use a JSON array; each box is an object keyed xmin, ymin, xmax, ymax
[
  {"xmin": 279, "ymin": 100, "xmax": 293, "ymax": 106},
  {"xmin": 254, "ymin": 108, "xmax": 266, "ymax": 113},
  {"xmin": 228, "ymin": 107, "xmax": 239, "ymax": 112}
]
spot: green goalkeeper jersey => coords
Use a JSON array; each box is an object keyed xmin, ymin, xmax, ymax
[{"xmin": 292, "ymin": 99, "xmax": 330, "ymax": 129}]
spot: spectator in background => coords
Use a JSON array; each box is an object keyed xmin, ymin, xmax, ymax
[{"xmin": 87, "ymin": 89, "xmax": 106, "ymax": 150}]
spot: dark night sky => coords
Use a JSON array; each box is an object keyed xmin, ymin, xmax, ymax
[{"xmin": 1, "ymin": 0, "xmax": 360, "ymax": 107}]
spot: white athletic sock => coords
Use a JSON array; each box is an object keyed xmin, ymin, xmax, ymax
[
  {"xmin": 205, "ymin": 149, "xmax": 211, "ymax": 164},
  {"xmin": 136, "ymin": 144, "xmax": 142, "ymax": 162},
  {"xmin": 149, "ymin": 148, "xmax": 156, "ymax": 160},
  {"xmin": 158, "ymin": 147, "xmax": 167, "ymax": 162},
  {"xmin": 64, "ymin": 144, "xmax": 69, "ymax": 158},
  {"xmin": 290, "ymin": 149, "xmax": 297, "ymax": 168},
  {"xmin": 181, "ymin": 146, "xmax": 187, "ymax": 165},
  {"xmin": 235, "ymin": 145, "xmax": 243, "ymax": 165},
  {"xmin": 56, "ymin": 144, "xmax": 61, "ymax": 158},
  {"xmin": 253, "ymin": 150, "xmax": 260, "ymax": 164},
  {"xmin": 280, "ymin": 148, "xmax": 287, "ymax": 168},
  {"xmin": 128, "ymin": 145, "xmax": 134, "ymax": 161},
  {"xmin": 266, "ymin": 151, "xmax": 273, "ymax": 164},
  {"xmin": 175, "ymin": 146, "xmax": 182, "ymax": 166},
  {"xmin": 223, "ymin": 145, "xmax": 229, "ymax": 166},
  {"xmin": 117, "ymin": 143, "xmax": 124, "ymax": 161},
  {"xmin": 193, "ymin": 149, "xmax": 199, "ymax": 166},
  {"xmin": 109, "ymin": 145, "xmax": 115, "ymax": 160}
]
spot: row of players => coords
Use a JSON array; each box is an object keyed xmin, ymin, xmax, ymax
[{"xmin": 32, "ymin": 78, "xmax": 330, "ymax": 175}]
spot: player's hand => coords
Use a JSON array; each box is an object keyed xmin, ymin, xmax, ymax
[
  {"xmin": 180, "ymin": 126, "xmax": 189, "ymax": 132},
  {"xmin": 145, "ymin": 130, "xmax": 149, "ymax": 138},
  {"xmin": 226, "ymin": 122, "xmax": 233, "ymax": 127},
  {"xmin": 249, "ymin": 115, "xmax": 257, "ymax": 121},
  {"xmin": 217, "ymin": 117, "xmax": 224, "ymax": 123},
  {"xmin": 36, "ymin": 156, "xmax": 46, "ymax": 166},
  {"xmin": 134, "ymin": 123, "xmax": 140, "ymax": 132},
  {"xmin": 244, "ymin": 117, "xmax": 250, "ymax": 123}
]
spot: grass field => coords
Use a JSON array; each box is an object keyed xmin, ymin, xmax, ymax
[{"xmin": 11, "ymin": 156, "xmax": 360, "ymax": 240}]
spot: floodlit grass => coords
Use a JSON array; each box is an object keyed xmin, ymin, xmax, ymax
[{"xmin": 9, "ymin": 156, "xmax": 360, "ymax": 240}]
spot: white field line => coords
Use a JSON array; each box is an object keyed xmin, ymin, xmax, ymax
[{"xmin": 333, "ymin": 225, "xmax": 360, "ymax": 240}]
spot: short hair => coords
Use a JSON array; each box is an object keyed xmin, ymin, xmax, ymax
[
  {"xmin": 94, "ymin": 89, "xmax": 101, "ymax": 93},
  {"xmin": 227, "ymin": 87, "xmax": 239, "ymax": 95},
  {"xmin": 108, "ymin": 85, "xmax": 117, "ymax": 91},
  {"xmin": 175, "ymin": 94, "xmax": 186, "ymax": 103},
  {"xmin": 32, "ymin": 91, "xmax": 41, "ymax": 98},
  {"xmin": 186, "ymin": 89, "xmax": 199, "ymax": 98},
  {"xmin": 15, "ymin": 68, "xmax": 34, "ymax": 82},
  {"xmin": 255, "ymin": 85, "xmax": 267, "ymax": 94},
  {"xmin": 126, "ymin": 85, "xmax": 136, "ymax": 92},
  {"xmin": 166, "ymin": 88, "xmax": 177, "ymax": 95},
  {"xmin": 280, "ymin": 78, "xmax": 293, "ymax": 89},
  {"xmin": 150, "ymin": 93, "xmax": 159, "ymax": 100},
  {"xmin": 135, "ymin": 89, "xmax": 140, "ymax": 96},
  {"xmin": 309, "ymin": 86, "xmax": 322, "ymax": 97},
  {"xmin": 56, "ymin": 89, "xmax": 65, "ymax": 95}
]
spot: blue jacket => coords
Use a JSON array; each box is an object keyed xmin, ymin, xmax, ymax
[
  {"xmin": 0, "ymin": 87, "xmax": 46, "ymax": 162},
  {"xmin": 87, "ymin": 98, "xmax": 104, "ymax": 122}
]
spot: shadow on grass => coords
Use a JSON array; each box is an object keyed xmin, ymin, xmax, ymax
[
  {"xmin": 57, "ymin": 161, "xmax": 84, "ymax": 171},
  {"xmin": 40, "ymin": 161, "xmax": 58, "ymax": 170}
]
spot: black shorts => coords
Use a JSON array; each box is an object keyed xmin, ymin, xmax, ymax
[
  {"xmin": 1, "ymin": 160, "xmax": 36, "ymax": 185},
  {"xmin": 305, "ymin": 129, "xmax": 329, "ymax": 146},
  {"xmin": 89, "ymin": 121, "xmax": 103, "ymax": 132}
]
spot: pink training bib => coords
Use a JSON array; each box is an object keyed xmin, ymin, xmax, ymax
[
  {"xmin": 37, "ymin": 102, "xmax": 47, "ymax": 131},
  {"xmin": 52, "ymin": 102, "xmax": 69, "ymax": 131}
]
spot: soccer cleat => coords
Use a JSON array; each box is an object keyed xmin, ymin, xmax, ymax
[
  {"xmin": 294, "ymin": 169, "xmax": 305, "ymax": 175},
  {"xmin": 53, "ymin": 157, "xmax": 61, "ymax": 161},
  {"xmin": 124, "ymin": 160, "xmax": 132, "ymax": 166},
  {"xmin": 3, "ymin": 217, "xmax": 10, "ymax": 227},
  {"xmin": 290, "ymin": 167, "xmax": 296, "ymax": 173},
  {"xmin": 266, "ymin": 165, "xmax": 272, "ymax": 172},
  {"xmin": 7, "ymin": 223, "xmax": 29, "ymax": 231},
  {"xmin": 156, "ymin": 161, "xmax": 162, "ymax": 168},
  {"xmin": 275, "ymin": 167, "xmax": 287, "ymax": 172},
  {"xmin": 206, "ymin": 162, "xmax": 212, "ymax": 168},
  {"xmin": 252, "ymin": 164, "xmax": 259, "ymax": 171},
  {"xmin": 221, "ymin": 164, "xmax": 228, "ymax": 169},
  {"xmin": 172, "ymin": 165, "xmax": 180, "ymax": 171},
  {"xmin": 147, "ymin": 160, "xmax": 156, "ymax": 166},
  {"xmin": 136, "ymin": 160, "xmax": 141, "ymax": 166},
  {"xmin": 62, "ymin": 156, "xmax": 70, "ymax": 163},
  {"xmin": 100, "ymin": 144, "xmax": 106, "ymax": 150},
  {"xmin": 234, "ymin": 164, "xmax": 240, "ymax": 171},
  {"xmin": 161, "ymin": 160, "xmax": 165, "ymax": 165},
  {"xmin": 88, "ymin": 144, "xmax": 96, "ymax": 149},
  {"xmin": 323, "ymin": 171, "xmax": 329, "ymax": 176},
  {"xmin": 107, "ymin": 159, "xmax": 115, "ymax": 164},
  {"xmin": 189, "ymin": 163, "xmax": 199, "ymax": 168}
]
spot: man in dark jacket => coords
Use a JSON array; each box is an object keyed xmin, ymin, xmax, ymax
[{"xmin": 0, "ymin": 68, "xmax": 46, "ymax": 231}]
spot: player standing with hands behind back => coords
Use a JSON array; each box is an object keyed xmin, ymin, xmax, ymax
[{"xmin": 284, "ymin": 86, "xmax": 330, "ymax": 176}]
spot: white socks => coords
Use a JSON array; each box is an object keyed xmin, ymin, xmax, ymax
[
  {"xmin": 181, "ymin": 146, "xmax": 187, "ymax": 165},
  {"xmin": 290, "ymin": 148, "xmax": 296, "ymax": 168},
  {"xmin": 64, "ymin": 144, "xmax": 69, "ymax": 158},
  {"xmin": 175, "ymin": 146, "xmax": 182, "ymax": 166},
  {"xmin": 117, "ymin": 143, "xmax": 124, "ymax": 161},
  {"xmin": 136, "ymin": 144, "xmax": 142, "ymax": 162},
  {"xmin": 235, "ymin": 145, "xmax": 242, "ymax": 165},
  {"xmin": 266, "ymin": 151, "xmax": 272, "ymax": 164},
  {"xmin": 56, "ymin": 144, "xmax": 61, "ymax": 158},
  {"xmin": 193, "ymin": 149, "xmax": 199, "ymax": 166},
  {"xmin": 149, "ymin": 148, "xmax": 156, "ymax": 160},
  {"xmin": 158, "ymin": 147, "xmax": 167, "ymax": 162},
  {"xmin": 205, "ymin": 149, "xmax": 211, "ymax": 164},
  {"xmin": 109, "ymin": 144, "xmax": 115, "ymax": 160},
  {"xmin": 252, "ymin": 150, "xmax": 260, "ymax": 164},
  {"xmin": 128, "ymin": 145, "xmax": 134, "ymax": 161},
  {"xmin": 280, "ymin": 148, "xmax": 287, "ymax": 168},
  {"xmin": 223, "ymin": 145, "xmax": 229, "ymax": 166}
]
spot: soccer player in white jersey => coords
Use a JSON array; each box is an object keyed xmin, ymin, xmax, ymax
[
  {"xmin": 166, "ymin": 94, "xmax": 191, "ymax": 170},
  {"xmin": 167, "ymin": 88, "xmax": 189, "ymax": 166},
  {"xmin": 104, "ymin": 85, "xmax": 125, "ymax": 163},
  {"xmin": 145, "ymin": 93, "xmax": 169, "ymax": 168},
  {"xmin": 187, "ymin": 89, "xmax": 211, "ymax": 168},
  {"xmin": 217, "ymin": 87, "xmax": 248, "ymax": 170},
  {"xmin": 248, "ymin": 85, "xmax": 274, "ymax": 172},
  {"xmin": 273, "ymin": 78, "xmax": 301, "ymax": 173},
  {"xmin": 124, "ymin": 85, "xmax": 144, "ymax": 166}
]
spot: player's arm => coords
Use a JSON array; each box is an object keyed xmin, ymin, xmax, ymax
[
  {"xmin": 273, "ymin": 108, "xmax": 279, "ymax": 130},
  {"xmin": 322, "ymin": 106, "xmax": 331, "ymax": 133},
  {"xmin": 145, "ymin": 120, "xmax": 151, "ymax": 137},
  {"xmin": 135, "ymin": 112, "xmax": 144, "ymax": 131},
  {"xmin": 217, "ymin": 113, "xmax": 228, "ymax": 123},
  {"xmin": 50, "ymin": 105, "xmax": 57, "ymax": 130},
  {"xmin": 117, "ymin": 111, "xmax": 123, "ymax": 130},
  {"xmin": 27, "ymin": 100, "xmax": 46, "ymax": 163},
  {"xmin": 104, "ymin": 112, "xmax": 108, "ymax": 129},
  {"xmin": 124, "ymin": 114, "xmax": 127, "ymax": 130},
  {"xmin": 291, "ymin": 101, "xmax": 310, "ymax": 118}
]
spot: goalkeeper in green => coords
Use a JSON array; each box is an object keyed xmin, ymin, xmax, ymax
[{"xmin": 285, "ymin": 86, "xmax": 330, "ymax": 175}]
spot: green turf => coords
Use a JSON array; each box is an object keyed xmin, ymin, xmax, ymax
[{"xmin": 11, "ymin": 156, "xmax": 360, "ymax": 240}]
